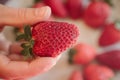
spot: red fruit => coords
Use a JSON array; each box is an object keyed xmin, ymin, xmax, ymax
[
  {"xmin": 99, "ymin": 23, "xmax": 120, "ymax": 46},
  {"xmin": 84, "ymin": 64, "xmax": 114, "ymax": 80},
  {"xmin": 69, "ymin": 43, "xmax": 96, "ymax": 65},
  {"xmin": 96, "ymin": 50, "xmax": 120, "ymax": 70},
  {"xmin": 32, "ymin": 21, "xmax": 79, "ymax": 57},
  {"xmin": 33, "ymin": 2, "xmax": 46, "ymax": 8},
  {"xmin": 44, "ymin": 0, "xmax": 67, "ymax": 18},
  {"xmin": 66, "ymin": 0, "xmax": 84, "ymax": 19},
  {"xmin": 84, "ymin": 2, "xmax": 111, "ymax": 28},
  {"xmin": 70, "ymin": 70, "xmax": 83, "ymax": 80}
]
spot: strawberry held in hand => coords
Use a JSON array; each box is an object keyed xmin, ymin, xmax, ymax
[
  {"xmin": 84, "ymin": 64, "xmax": 114, "ymax": 80},
  {"xmin": 96, "ymin": 50, "xmax": 120, "ymax": 70},
  {"xmin": 84, "ymin": 1, "xmax": 111, "ymax": 28},
  {"xmin": 68, "ymin": 43, "xmax": 96, "ymax": 65},
  {"xmin": 17, "ymin": 21, "xmax": 79, "ymax": 57},
  {"xmin": 99, "ymin": 22, "xmax": 120, "ymax": 46},
  {"xmin": 70, "ymin": 70, "xmax": 83, "ymax": 80}
]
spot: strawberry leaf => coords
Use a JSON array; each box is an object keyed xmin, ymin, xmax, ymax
[
  {"xmin": 34, "ymin": 0, "xmax": 42, "ymax": 3},
  {"xmin": 24, "ymin": 25, "xmax": 32, "ymax": 41},
  {"xmin": 104, "ymin": 0, "xmax": 113, "ymax": 6},
  {"xmin": 21, "ymin": 43, "xmax": 31, "ymax": 48},
  {"xmin": 68, "ymin": 49, "xmax": 76, "ymax": 64},
  {"xmin": 16, "ymin": 34, "xmax": 25, "ymax": 41}
]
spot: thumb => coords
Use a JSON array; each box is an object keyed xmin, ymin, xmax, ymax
[{"xmin": 0, "ymin": 4, "xmax": 51, "ymax": 27}]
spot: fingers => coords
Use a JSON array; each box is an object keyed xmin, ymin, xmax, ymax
[
  {"xmin": 9, "ymin": 42, "xmax": 23, "ymax": 55},
  {"xmin": 0, "ymin": 34, "xmax": 11, "ymax": 53},
  {"xmin": 0, "ymin": 54, "xmax": 60, "ymax": 79},
  {"xmin": 0, "ymin": 4, "xmax": 51, "ymax": 27}
]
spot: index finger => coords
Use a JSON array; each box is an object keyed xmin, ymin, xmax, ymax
[{"xmin": 0, "ymin": 4, "xmax": 51, "ymax": 27}]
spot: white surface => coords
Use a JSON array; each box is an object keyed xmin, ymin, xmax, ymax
[{"xmin": 1, "ymin": 0, "xmax": 120, "ymax": 80}]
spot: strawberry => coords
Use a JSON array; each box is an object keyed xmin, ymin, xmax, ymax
[
  {"xmin": 84, "ymin": 1, "xmax": 111, "ymax": 28},
  {"xmin": 33, "ymin": 2, "xmax": 46, "ymax": 8},
  {"xmin": 17, "ymin": 21, "xmax": 79, "ymax": 57},
  {"xmin": 84, "ymin": 64, "xmax": 114, "ymax": 80},
  {"xmin": 99, "ymin": 22, "xmax": 120, "ymax": 46},
  {"xmin": 96, "ymin": 50, "xmax": 120, "ymax": 70},
  {"xmin": 66, "ymin": 0, "xmax": 84, "ymax": 19},
  {"xmin": 68, "ymin": 43, "xmax": 96, "ymax": 65},
  {"xmin": 44, "ymin": 0, "xmax": 68, "ymax": 18},
  {"xmin": 70, "ymin": 70, "xmax": 83, "ymax": 80}
]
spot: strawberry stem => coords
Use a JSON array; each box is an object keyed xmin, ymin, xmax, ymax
[{"xmin": 16, "ymin": 26, "xmax": 35, "ymax": 59}]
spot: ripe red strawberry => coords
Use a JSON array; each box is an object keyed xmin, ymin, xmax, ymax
[
  {"xmin": 44, "ymin": 0, "xmax": 68, "ymax": 18},
  {"xmin": 66, "ymin": 0, "xmax": 84, "ymax": 19},
  {"xmin": 32, "ymin": 21, "xmax": 79, "ymax": 57},
  {"xmin": 96, "ymin": 50, "xmax": 120, "ymax": 70},
  {"xmin": 70, "ymin": 70, "xmax": 83, "ymax": 80},
  {"xmin": 68, "ymin": 43, "xmax": 96, "ymax": 65},
  {"xmin": 17, "ymin": 21, "xmax": 79, "ymax": 58},
  {"xmin": 84, "ymin": 64, "xmax": 114, "ymax": 80},
  {"xmin": 84, "ymin": 1, "xmax": 111, "ymax": 28},
  {"xmin": 99, "ymin": 23, "xmax": 120, "ymax": 46}
]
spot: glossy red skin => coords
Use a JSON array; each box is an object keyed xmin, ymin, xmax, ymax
[
  {"xmin": 44, "ymin": 0, "xmax": 68, "ymax": 18},
  {"xmin": 97, "ymin": 50, "xmax": 120, "ymax": 70},
  {"xmin": 99, "ymin": 23, "xmax": 120, "ymax": 46},
  {"xmin": 70, "ymin": 70, "xmax": 83, "ymax": 80},
  {"xmin": 73, "ymin": 44, "xmax": 96, "ymax": 65},
  {"xmin": 84, "ymin": 2, "xmax": 111, "ymax": 28},
  {"xmin": 66, "ymin": 0, "xmax": 84, "ymax": 19},
  {"xmin": 84, "ymin": 64, "xmax": 114, "ymax": 80},
  {"xmin": 32, "ymin": 21, "xmax": 79, "ymax": 57}
]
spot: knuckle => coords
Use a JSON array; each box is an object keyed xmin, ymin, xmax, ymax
[{"xmin": 17, "ymin": 8, "xmax": 28, "ymax": 20}]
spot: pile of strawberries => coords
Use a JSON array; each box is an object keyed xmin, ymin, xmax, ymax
[
  {"xmin": 32, "ymin": 0, "xmax": 120, "ymax": 80},
  {"xmin": 68, "ymin": 43, "xmax": 120, "ymax": 80}
]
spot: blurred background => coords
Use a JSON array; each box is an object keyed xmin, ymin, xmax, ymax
[{"xmin": 0, "ymin": 0, "xmax": 120, "ymax": 80}]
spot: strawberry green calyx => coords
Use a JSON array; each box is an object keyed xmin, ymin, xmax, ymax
[
  {"xmin": 115, "ymin": 21, "xmax": 120, "ymax": 31},
  {"xmin": 68, "ymin": 48, "xmax": 76, "ymax": 64},
  {"xmin": 104, "ymin": 0, "xmax": 113, "ymax": 6},
  {"xmin": 16, "ymin": 26, "xmax": 34, "ymax": 59},
  {"xmin": 34, "ymin": 0, "xmax": 42, "ymax": 3}
]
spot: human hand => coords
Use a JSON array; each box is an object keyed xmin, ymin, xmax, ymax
[{"xmin": 0, "ymin": 4, "xmax": 60, "ymax": 80}]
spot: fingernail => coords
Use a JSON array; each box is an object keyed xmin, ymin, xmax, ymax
[{"xmin": 35, "ymin": 6, "xmax": 51, "ymax": 19}]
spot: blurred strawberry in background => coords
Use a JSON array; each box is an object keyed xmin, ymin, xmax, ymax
[
  {"xmin": 99, "ymin": 22, "xmax": 120, "ymax": 46},
  {"xmin": 44, "ymin": 0, "xmax": 68, "ymax": 18},
  {"xmin": 68, "ymin": 43, "xmax": 96, "ymax": 65},
  {"xmin": 84, "ymin": 64, "xmax": 114, "ymax": 80},
  {"xmin": 69, "ymin": 70, "xmax": 83, "ymax": 80},
  {"xmin": 97, "ymin": 50, "xmax": 120, "ymax": 70},
  {"xmin": 66, "ymin": 0, "xmax": 84, "ymax": 19},
  {"xmin": 33, "ymin": 1, "xmax": 46, "ymax": 8},
  {"xmin": 84, "ymin": 0, "xmax": 111, "ymax": 28},
  {"xmin": 0, "ymin": 0, "xmax": 8, "ymax": 4}
]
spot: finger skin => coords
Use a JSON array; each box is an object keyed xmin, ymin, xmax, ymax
[
  {"xmin": 9, "ymin": 42, "xmax": 23, "ymax": 55},
  {"xmin": 0, "ymin": 4, "xmax": 51, "ymax": 27},
  {"xmin": 0, "ymin": 54, "xmax": 60, "ymax": 79},
  {"xmin": 0, "ymin": 34, "xmax": 11, "ymax": 53}
]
